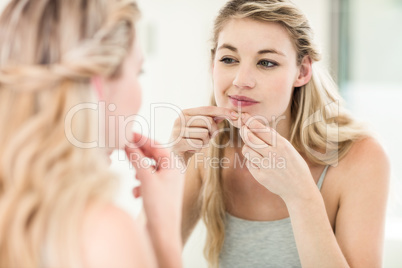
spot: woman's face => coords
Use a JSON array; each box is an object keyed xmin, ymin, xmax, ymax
[
  {"xmin": 103, "ymin": 39, "xmax": 143, "ymax": 150},
  {"xmin": 213, "ymin": 18, "xmax": 304, "ymax": 126}
]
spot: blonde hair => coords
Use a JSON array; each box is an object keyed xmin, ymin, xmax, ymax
[
  {"xmin": 0, "ymin": 0, "xmax": 139, "ymax": 267},
  {"xmin": 201, "ymin": 0, "xmax": 369, "ymax": 266}
]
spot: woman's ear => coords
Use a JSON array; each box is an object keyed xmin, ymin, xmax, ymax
[
  {"xmin": 293, "ymin": 55, "xmax": 312, "ymax": 87},
  {"xmin": 91, "ymin": 76, "xmax": 104, "ymax": 100}
]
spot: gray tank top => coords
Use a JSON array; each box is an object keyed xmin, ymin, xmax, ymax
[{"xmin": 219, "ymin": 165, "xmax": 330, "ymax": 268}]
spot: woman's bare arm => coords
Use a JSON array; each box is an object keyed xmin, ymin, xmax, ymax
[
  {"xmin": 287, "ymin": 137, "xmax": 390, "ymax": 267},
  {"xmin": 333, "ymin": 138, "xmax": 390, "ymax": 267}
]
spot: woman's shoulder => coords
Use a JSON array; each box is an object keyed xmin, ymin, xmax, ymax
[
  {"xmin": 341, "ymin": 136, "xmax": 389, "ymax": 171},
  {"xmin": 334, "ymin": 136, "xmax": 390, "ymax": 190},
  {"xmin": 81, "ymin": 202, "xmax": 155, "ymax": 268}
]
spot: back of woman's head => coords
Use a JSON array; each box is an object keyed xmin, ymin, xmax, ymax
[
  {"xmin": 0, "ymin": 0, "xmax": 136, "ymax": 71},
  {"xmin": 0, "ymin": 0, "xmax": 139, "ymax": 267}
]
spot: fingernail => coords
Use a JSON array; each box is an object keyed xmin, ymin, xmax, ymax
[
  {"xmin": 231, "ymin": 111, "xmax": 239, "ymax": 118},
  {"xmin": 241, "ymin": 113, "xmax": 246, "ymax": 119}
]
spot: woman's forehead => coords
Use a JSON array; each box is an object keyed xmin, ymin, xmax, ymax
[{"xmin": 216, "ymin": 18, "xmax": 296, "ymax": 57}]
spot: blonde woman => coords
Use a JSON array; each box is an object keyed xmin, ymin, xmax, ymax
[
  {"xmin": 0, "ymin": 0, "xmax": 183, "ymax": 267},
  {"xmin": 172, "ymin": 0, "xmax": 390, "ymax": 267}
]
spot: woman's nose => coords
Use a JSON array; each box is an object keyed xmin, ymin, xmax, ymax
[{"xmin": 232, "ymin": 64, "xmax": 256, "ymax": 89}]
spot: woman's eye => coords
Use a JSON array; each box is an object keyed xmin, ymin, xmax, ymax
[
  {"xmin": 220, "ymin": 57, "xmax": 237, "ymax": 64},
  {"xmin": 258, "ymin": 60, "xmax": 276, "ymax": 68}
]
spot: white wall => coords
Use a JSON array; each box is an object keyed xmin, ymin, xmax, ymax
[{"xmin": 0, "ymin": 0, "xmax": 7, "ymax": 11}]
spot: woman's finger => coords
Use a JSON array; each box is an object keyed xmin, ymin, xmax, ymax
[
  {"xmin": 183, "ymin": 106, "xmax": 238, "ymax": 119},
  {"xmin": 182, "ymin": 106, "xmax": 238, "ymax": 132},
  {"xmin": 241, "ymin": 113, "xmax": 278, "ymax": 146},
  {"xmin": 246, "ymin": 158, "xmax": 260, "ymax": 171},
  {"xmin": 132, "ymin": 186, "xmax": 141, "ymax": 198},
  {"xmin": 127, "ymin": 132, "xmax": 170, "ymax": 159},
  {"xmin": 125, "ymin": 146, "xmax": 162, "ymax": 180},
  {"xmin": 184, "ymin": 127, "xmax": 210, "ymax": 144},
  {"xmin": 126, "ymin": 132, "xmax": 173, "ymax": 172},
  {"xmin": 240, "ymin": 125, "xmax": 271, "ymax": 151},
  {"xmin": 183, "ymin": 115, "xmax": 219, "ymax": 137},
  {"xmin": 242, "ymin": 144, "xmax": 263, "ymax": 165}
]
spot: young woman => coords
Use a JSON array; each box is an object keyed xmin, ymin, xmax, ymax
[
  {"xmin": 0, "ymin": 0, "xmax": 183, "ymax": 267},
  {"xmin": 172, "ymin": 0, "xmax": 390, "ymax": 267}
]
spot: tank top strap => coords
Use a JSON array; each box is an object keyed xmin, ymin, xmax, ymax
[{"xmin": 317, "ymin": 165, "xmax": 330, "ymax": 190}]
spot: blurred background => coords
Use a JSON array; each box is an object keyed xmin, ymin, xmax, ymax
[{"xmin": 1, "ymin": 0, "xmax": 401, "ymax": 266}]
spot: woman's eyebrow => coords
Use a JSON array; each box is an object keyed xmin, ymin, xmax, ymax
[
  {"xmin": 217, "ymin": 43, "xmax": 237, "ymax": 52},
  {"xmin": 217, "ymin": 43, "xmax": 286, "ymax": 57},
  {"xmin": 258, "ymin": 49, "xmax": 286, "ymax": 57}
]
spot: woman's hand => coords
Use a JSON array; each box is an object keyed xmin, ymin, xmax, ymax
[
  {"xmin": 169, "ymin": 106, "xmax": 239, "ymax": 165},
  {"xmin": 125, "ymin": 133, "xmax": 184, "ymax": 234},
  {"xmin": 239, "ymin": 113, "xmax": 317, "ymax": 203},
  {"xmin": 125, "ymin": 132, "xmax": 184, "ymax": 267}
]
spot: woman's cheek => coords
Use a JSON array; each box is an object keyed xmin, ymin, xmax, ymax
[
  {"xmin": 120, "ymin": 78, "xmax": 142, "ymax": 116},
  {"xmin": 130, "ymin": 81, "xmax": 142, "ymax": 115},
  {"xmin": 213, "ymin": 71, "xmax": 229, "ymax": 107},
  {"xmin": 117, "ymin": 92, "xmax": 141, "ymax": 148}
]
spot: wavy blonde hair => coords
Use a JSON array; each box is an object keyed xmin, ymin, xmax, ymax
[
  {"xmin": 201, "ymin": 0, "xmax": 369, "ymax": 266},
  {"xmin": 0, "ymin": 0, "xmax": 139, "ymax": 267}
]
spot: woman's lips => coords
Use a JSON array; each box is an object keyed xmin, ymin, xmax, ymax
[{"xmin": 229, "ymin": 95, "xmax": 259, "ymax": 107}]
